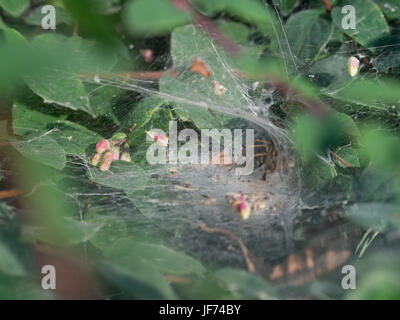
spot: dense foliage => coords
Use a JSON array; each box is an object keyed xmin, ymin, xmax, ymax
[{"xmin": 0, "ymin": 0, "xmax": 399, "ymax": 299}]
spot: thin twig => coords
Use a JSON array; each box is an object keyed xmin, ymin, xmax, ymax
[
  {"xmin": 321, "ymin": 0, "xmax": 332, "ymax": 13},
  {"xmin": 269, "ymin": 80, "xmax": 330, "ymax": 118},
  {"xmin": 164, "ymin": 275, "xmax": 192, "ymax": 284},
  {"xmin": 78, "ymin": 70, "xmax": 330, "ymax": 118},
  {"xmin": 73, "ymin": 20, "xmax": 79, "ymax": 36},
  {"xmin": 329, "ymin": 150, "xmax": 360, "ymax": 174},
  {"xmin": 77, "ymin": 70, "xmax": 178, "ymax": 81},
  {"xmin": 200, "ymin": 223, "xmax": 256, "ymax": 273},
  {"xmin": 169, "ymin": 0, "xmax": 240, "ymax": 55},
  {"xmin": 0, "ymin": 189, "xmax": 23, "ymax": 199}
]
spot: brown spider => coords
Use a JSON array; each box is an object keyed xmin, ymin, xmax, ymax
[{"xmin": 242, "ymin": 138, "xmax": 278, "ymax": 181}]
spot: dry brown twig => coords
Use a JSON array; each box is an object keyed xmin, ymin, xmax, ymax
[
  {"xmin": 164, "ymin": 275, "xmax": 192, "ymax": 284},
  {"xmin": 329, "ymin": 150, "xmax": 360, "ymax": 175},
  {"xmin": 200, "ymin": 223, "xmax": 256, "ymax": 273},
  {"xmin": 0, "ymin": 189, "xmax": 22, "ymax": 199},
  {"xmin": 169, "ymin": 0, "xmax": 241, "ymax": 55},
  {"xmin": 321, "ymin": 0, "xmax": 332, "ymax": 13},
  {"xmin": 77, "ymin": 0, "xmax": 331, "ymax": 119}
]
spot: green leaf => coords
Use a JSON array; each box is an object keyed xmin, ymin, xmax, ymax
[
  {"xmin": 24, "ymin": 72, "xmax": 94, "ymax": 115},
  {"xmin": 0, "ymin": 28, "xmax": 43, "ymax": 88},
  {"xmin": 221, "ymin": 0, "xmax": 274, "ymax": 32},
  {"xmin": 293, "ymin": 112, "xmax": 360, "ymax": 162},
  {"xmin": 0, "ymin": 280, "xmax": 53, "ymax": 299},
  {"xmin": 12, "ymin": 101, "xmax": 66, "ymax": 136},
  {"xmin": 85, "ymin": 85, "xmax": 122, "ymax": 124},
  {"xmin": 276, "ymin": 0, "xmax": 299, "ymax": 16},
  {"xmin": 348, "ymin": 269, "xmax": 400, "ymax": 299},
  {"xmin": 161, "ymin": 75, "xmax": 235, "ymax": 129},
  {"xmin": 11, "ymin": 134, "xmax": 66, "ymax": 170},
  {"xmin": 0, "ymin": 15, "xmax": 6, "ymax": 29},
  {"xmin": 360, "ymin": 128, "xmax": 400, "ymax": 172},
  {"xmin": 2, "ymin": 27, "xmax": 29, "ymax": 48},
  {"xmin": 217, "ymin": 21, "xmax": 254, "ymax": 45},
  {"xmin": 373, "ymin": 49, "xmax": 400, "ymax": 73},
  {"xmin": 29, "ymin": 34, "xmax": 117, "ymax": 73},
  {"xmin": 47, "ymin": 120, "xmax": 102, "ymax": 155},
  {"xmin": 285, "ymin": 10, "xmax": 333, "ymax": 67},
  {"xmin": 305, "ymin": 52, "xmax": 353, "ymax": 91},
  {"xmin": 12, "ymin": 100, "xmax": 101, "ymax": 156},
  {"xmin": 213, "ymin": 268, "xmax": 276, "ymax": 299},
  {"xmin": 346, "ymin": 252, "xmax": 400, "ymax": 299},
  {"xmin": 331, "ymin": 112, "xmax": 361, "ymax": 144},
  {"xmin": 24, "ymin": 34, "xmax": 117, "ymax": 117},
  {"xmin": 302, "ymin": 155, "xmax": 338, "ymax": 190},
  {"xmin": 333, "ymin": 78, "xmax": 400, "ymax": 107},
  {"xmin": 87, "ymin": 0, "xmax": 121, "ymax": 14},
  {"xmin": 331, "ymin": 0, "xmax": 389, "ymax": 49},
  {"xmin": 369, "ymin": 34, "xmax": 400, "ymax": 73},
  {"xmin": 64, "ymin": 218, "xmax": 103, "ymax": 246},
  {"xmin": 126, "ymin": 97, "xmax": 172, "ymax": 147},
  {"xmin": 123, "ymin": 0, "xmax": 190, "ymax": 36},
  {"xmin": 24, "ymin": 5, "xmax": 73, "ymax": 26},
  {"xmin": 87, "ymin": 161, "xmax": 147, "ymax": 192},
  {"xmin": 86, "ymin": 215, "xmax": 127, "ymax": 250},
  {"xmin": 98, "ymin": 260, "xmax": 177, "ymax": 299},
  {"xmin": 160, "ymin": 25, "xmax": 244, "ymax": 129},
  {"xmin": 0, "ymin": 241, "xmax": 26, "ymax": 277},
  {"xmin": 33, "ymin": 217, "xmax": 103, "ymax": 246},
  {"xmin": 345, "ymin": 203, "xmax": 399, "ymax": 229},
  {"xmin": 105, "ymin": 238, "xmax": 206, "ymax": 276},
  {"xmin": 193, "ymin": 0, "xmax": 274, "ymax": 32},
  {"xmin": 334, "ymin": 145, "xmax": 360, "ymax": 168},
  {"xmin": 111, "ymin": 132, "xmax": 127, "ymax": 141},
  {"xmin": 0, "ymin": 0, "xmax": 29, "ymax": 17},
  {"xmin": 126, "ymin": 97, "xmax": 165, "ymax": 131},
  {"xmin": 375, "ymin": 0, "xmax": 400, "ymax": 21}
]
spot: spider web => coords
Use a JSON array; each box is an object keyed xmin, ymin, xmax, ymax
[
  {"xmin": 4, "ymin": 1, "xmax": 400, "ymax": 299},
  {"xmin": 72, "ymin": 18, "xmax": 301, "ymax": 269},
  {"xmin": 30, "ymin": 11, "xmax": 304, "ymax": 276}
]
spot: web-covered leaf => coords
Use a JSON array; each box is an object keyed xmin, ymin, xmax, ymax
[
  {"xmin": 285, "ymin": 10, "xmax": 333, "ymax": 67},
  {"xmin": 331, "ymin": 0, "xmax": 389, "ymax": 49}
]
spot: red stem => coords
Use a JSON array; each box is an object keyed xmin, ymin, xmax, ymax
[
  {"xmin": 321, "ymin": 0, "xmax": 332, "ymax": 13},
  {"xmin": 169, "ymin": 0, "xmax": 240, "ymax": 55}
]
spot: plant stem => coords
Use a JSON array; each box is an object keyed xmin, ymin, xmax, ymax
[
  {"xmin": 169, "ymin": 0, "xmax": 240, "ymax": 55},
  {"xmin": 201, "ymin": 223, "xmax": 256, "ymax": 273},
  {"xmin": 329, "ymin": 150, "xmax": 360, "ymax": 174},
  {"xmin": 321, "ymin": 0, "xmax": 332, "ymax": 13}
]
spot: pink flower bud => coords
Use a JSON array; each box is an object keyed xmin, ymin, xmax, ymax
[
  {"xmin": 348, "ymin": 56, "xmax": 360, "ymax": 77},
  {"xmin": 91, "ymin": 152, "xmax": 102, "ymax": 166},
  {"xmin": 96, "ymin": 139, "xmax": 110, "ymax": 154},
  {"xmin": 100, "ymin": 151, "xmax": 113, "ymax": 171},
  {"xmin": 146, "ymin": 131, "xmax": 169, "ymax": 147},
  {"xmin": 111, "ymin": 132, "xmax": 127, "ymax": 142},
  {"xmin": 233, "ymin": 196, "xmax": 251, "ymax": 220},
  {"xmin": 120, "ymin": 143, "xmax": 131, "ymax": 162},
  {"xmin": 123, "ymin": 142, "xmax": 129, "ymax": 152},
  {"xmin": 121, "ymin": 152, "xmax": 131, "ymax": 162},
  {"xmin": 213, "ymin": 80, "xmax": 227, "ymax": 95},
  {"xmin": 111, "ymin": 145, "xmax": 120, "ymax": 160},
  {"xmin": 140, "ymin": 49, "xmax": 153, "ymax": 63}
]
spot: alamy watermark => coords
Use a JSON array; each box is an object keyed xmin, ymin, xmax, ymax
[
  {"xmin": 341, "ymin": 5, "xmax": 356, "ymax": 30},
  {"xmin": 41, "ymin": 5, "xmax": 56, "ymax": 30},
  {"xmin": 41, "ymin": 265, "xmax": 56, "ymax": 290},
  {"xmin": 341, "ymin": 264, "xmax": 356, "ymax": 290},
  {"xmin": 145, "ymin": 121, "xmax": 255, "ymax": 175}
]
